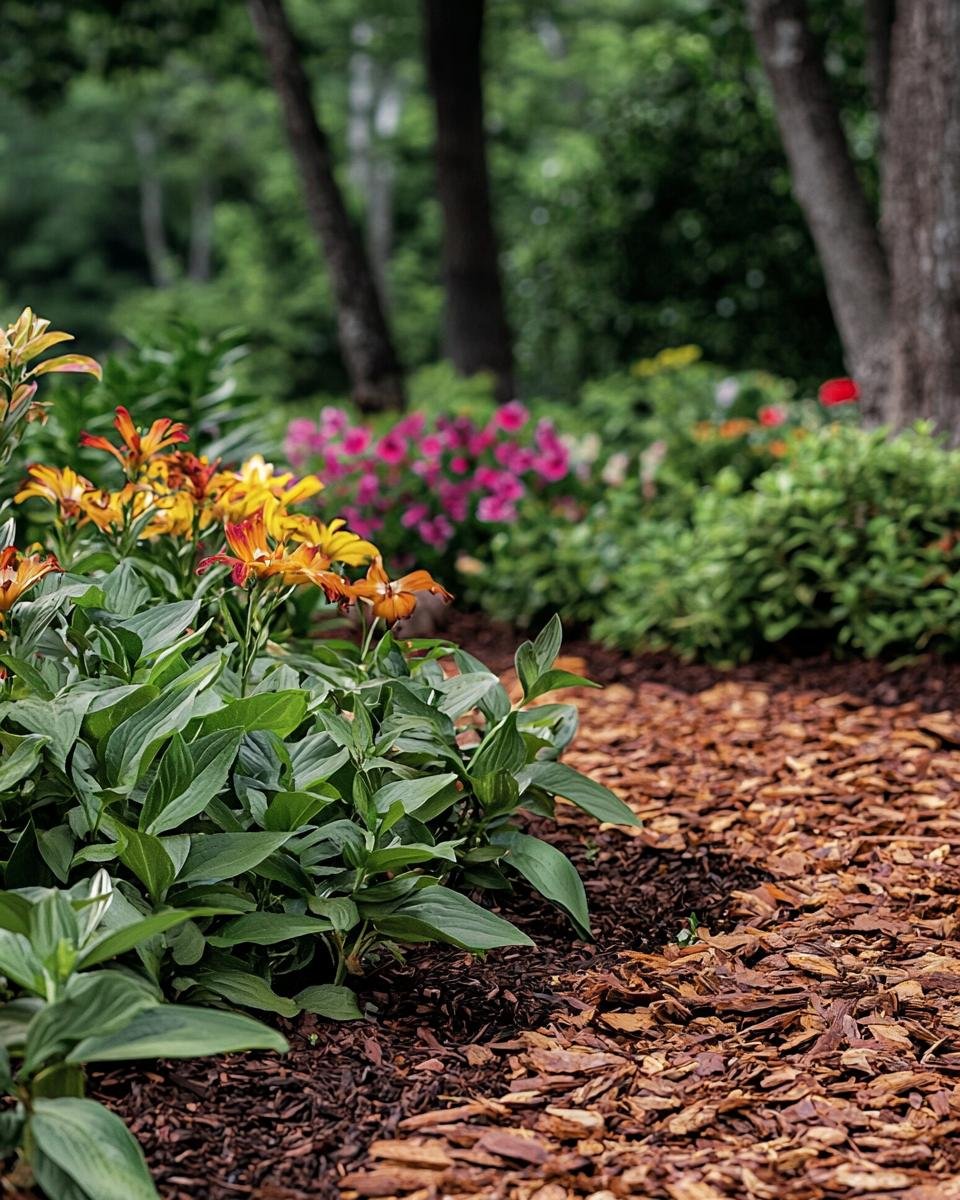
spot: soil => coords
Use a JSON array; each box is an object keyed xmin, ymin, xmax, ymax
[{"xmin": 87, "ymin": 614, "xmax": 960, "ymax": 1199}]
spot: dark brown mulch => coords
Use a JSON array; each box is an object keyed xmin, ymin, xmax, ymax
[{"xmin": 89, "ymin": 615, "xmax": 960, "ymax": 1200}]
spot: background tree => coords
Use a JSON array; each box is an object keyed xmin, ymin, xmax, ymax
[
  {"xmin": 247, "ymin": 0, "xmax": 404, "ymax": 411},
  {"xmin": 748, "ymin": 0, "xmax": 960, "ymax": 432},
  {"xmin": 424, "ymin": 0, "xmax": 514, "ymax": 401}
]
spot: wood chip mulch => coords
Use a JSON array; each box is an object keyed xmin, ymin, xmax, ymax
[{"xmin": 90, "ymin": 628, "xmax": 960, "ymax": 1200}]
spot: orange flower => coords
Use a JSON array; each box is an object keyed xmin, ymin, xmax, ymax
[
  {"xmin": 0, "ymin": 546, "xmax": 61, "ymax": 615},
  {"xmin": 165, "ymin": 451, "xmax": 221, "ymax": 502},
  {"xmin": 350, "ymin": 556, "xmax": 453, "ymax": 624},
  {"xmin": 718, "ymin": 418, "xmax": 755, "ymax": 440},
  {"xmin": 80, "ymin": 406, "xmax": 189, "ymax": 476},
  {"xmin": 15, "ymin": 465, "xmax": 93, "ymax": 520},
  {"xmin": 197, "ymin": 511, "xmax": 348, "ymax": 601}
]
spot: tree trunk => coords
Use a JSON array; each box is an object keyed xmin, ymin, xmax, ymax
[
  {"xmin": 881, "ymin": 0, "xmax": 960, "ymax": 435},
  {"xmin": 746, "ymin": 0, "xmax": 891, "ymax": 418},
  {"xmin": 424, "ymin": 0, "xmax": 515, "ymax": 402},
  {"xmin": 188, "ymin": 174, "xmax": 215, "ymax": 283},
  {"xmin": 133, "ymin": 124, "xmax": 172, "ymax": 289},
  {"xmin": 248, "ymin": 0, "xmax": 404, "ymax": 411},
  {"xmin": 865, "ymin": 0, "xmax": 895, "ymax": 123}
]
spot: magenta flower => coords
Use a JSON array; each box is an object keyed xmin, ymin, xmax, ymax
[
  {"xmin": 468, "ymin": 428, "xmax": 495, "ymax": 455},
  {"xmin": 395, "ymin": 412, "xmax": 426, "ymax": 438},
  {"xmin": 377, "ymin": 432, "xmax": 408, "ymax": 465},
  {"xmin": 493, "ymin": 401, "xmax": 529, "ymax": 432},
  {"xmin": 449, "ymin": 455, "xmax": 469, "ymax": 475},
  {"xmin": 342, "ymin": 426, "xmax": 372, "ymax": 455},
  {"xmin": 534, "ymin": 450, "xmax": 570, "ymax": 482},
  {"xmin": 319, "ymin": 406, "xmax": 349, "ymax": 436},
  {"xmin": 419, "ymin": 433, "xmax": 444, "ymax": 458},
  {"xmin": 418, "ymin": 514, "xmax": 454, "ymax": 548},
  {"xmin": 477, "ymin": 495, "xmax": 518, "ymax": 523},
  {"xmin": 356, "ymin": 472, "xmax": 379, "ymax": 506},
  {"xmin": 493, "ymin": 475, "xmax": 525, "ymax": 503},
  {"xmin": 401, "ymin": 502, "xmax": 431, "ymax": 529},
  {"xmin": 474, "ymin": 465, "xmax": 502, "ymax": 490}
]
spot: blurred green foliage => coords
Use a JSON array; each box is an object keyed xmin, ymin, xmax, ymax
[{"xmin": 0, "ymin": 0, "xmax": 875, "ymax": 401}]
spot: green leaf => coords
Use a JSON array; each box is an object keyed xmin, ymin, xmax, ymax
[
  {"xmin": 141, "ymin": 729, "xmax": 241, "ymax": 835},
  {"xmin": 522, "ymin": 669, "xmax": 599, "ymax": 703},
  {"xmin": 190, "ymin": 969, "xmax": 299, "ymax": 1017},
  {"xmin": 68, "ymin": 1004, "xmax": 287, "ymax": 1062},
  {"xmin": 435, "ymin": 672, "xmax": 500, "ymax": 718},
  {"xmin": 0, "ymin": 653, "xmax": 54, "ymax": 698},
  {"xmin": 295, "ymin": 984, "xmax": 362, "ymax": 1021},
  {"xmin": 500, "ymin": 832, "xmax": 590, "ymax": 938},
  {"xmin": 262, "ymin": 785, "xmax": 338, "ymax": 832},
  {"xmin": 0, "ymin": 892, "xmax": 31, "ymax": 936},
  {"xmin": 115, "ymin": 825, "xmax": 175, "ymax": 902},
  {"xmin": 306, "ymin": 896, "xmax": 359, "ymax": 932},
  {"xmin": 104, "ymin": 655, "xmax": 223, "ymax": 787},
  {"xmin": 470, "ymin": 714, "xmax": 528, "ymax": 777},
  {"xmin": 29, "ymin": 1097, "xmax": 158, "ymax": 1200},
  {"xmin": 373, "ymin": 886, "xmax": 533, "ymax": 951},
  {"xmin": 178, "ymin": 832, "xmax": 292, "ymax": 884},
  {"xmin": 0, "ymin": 931, "xmax": 45, "ymax": 993},
  {"xmin": 0, "ymin": 734, "xmax": 47, "ymax": 791},
  {"xmin": 199, "ymin": 690, "xmax": 307, "ymax": 738},
  {"xmin": 207, "ymin": 912, "xmax": 333, "ymax": 947},
  {"xmin": 519, "ymin": 761, "xmax": 639, "ymax": 827},
  {"xmin": 532, "ymin": 614, "xmax": 563, "ymax": 674},
  {"xmin": 79, "ymin": 909, "xmax": 219, "ymax": 968},
  {"xmin": 371, "ymin": 773, "xmax": 458, "ymax": 818},
  {"xmin": 116, "ymin": 599, "xmax": 201, "ymax": 660}
]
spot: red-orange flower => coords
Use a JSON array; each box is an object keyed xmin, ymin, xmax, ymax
[
  {"xmin": 80, "ymin": 406, "xmax": 189, "ymax": 475},
  {"xmin": 819, "ymin": 377, "xmax": 859, "ymax": 407},
  {"xmin": 165, "ymin": 451, "xmax": 222, "ymax": 502},
  {"xmin": 197, "ymin": 510, "xmax": 348, "ymax": 601},
  {"xmin": 0, "ymin": 546, "xmax": 61, "ymax": 615},
  {"xmin": 350, "ymin": 556, "xmax": 453, "ymax": 624}
]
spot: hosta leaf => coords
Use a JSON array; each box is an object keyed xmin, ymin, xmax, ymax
[
  {"xmin": 295, "ymin": 985, "xmax": 362, "ymax": 1021},
  {"xmin": 178, "ymin": 832, "xmax": 293, "ymax": 884},
  {"xmin": 68, "ymin": 1004, "xmax": 287, "ymax": 1062},
  {"xmin": 29, "ymin": 1098, "xmax": 157, "ymax": 1200},
  {"xmin": 500, "ymin": 832, "xmax": 590, "ymax": 938},
  {"xmin": 373, "ymin": 886, "xmax": 533, "ymax": 951},
  {"xmin": 207, "ymin": 912, "xmax": 333, "ymax": 947},
  {"xmin": 190, "ymin": 969, "xmax": 299, "ymax": 1017},
  {"xmin": 519, "ymin": 761, "xmax": 639, "ymax": 827}
]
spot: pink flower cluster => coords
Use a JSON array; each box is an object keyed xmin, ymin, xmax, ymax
[{"xmin": 284, "ymin": 401, "xmax": 572, "ymax": 557}]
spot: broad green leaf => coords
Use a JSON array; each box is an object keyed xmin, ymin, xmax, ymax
[
  {"xmin": 0, "ymin": 734, "xmax": 47, "ymax": 791},
  {"xmin": 178, "ymin": 832, "xmax": 292, "ymax": 884},
  {"xmin": 9, "ymin": 694, "xmax": 92, "ymax": 771},
  {"xmin": 79, "ymin": 908, "xmax": 220, "ymax": 968},
  {"xmin": 435, "ymin": 672, "xmax": 500, "ymax": 718},
  {"xmin": 295, "ymin": 985, "xmax": 362, "ymax": 1021},
  {"xmin": 69, "ymin": 1004, "xmax": 287, "ymax": 1062},
  {"xmin": 0, "ymin": 892, "xmax": 31, "ymax": 935},
  {"xmin": 371, "ymin": 773, "xmax": 458, "ymax": 818},
  {"xmin": 262, "ymin": 785, "xmax": 338, "ymax": 832},
  {"xmin": 500, "ymin": 832, "xmax": 590, "ymax": 938},
  {"xmin": 115, "ymin": 826, "xmax": 175, "ymax": 903},
  {"xmin": 190, "ymin": 969, "xmax": 298, "ymax": 1017},
  {"xmin": 116, "ymin": 599, "xmax": 201, "ymax": 660},
  {"xmin": 207, "ymin": 912, "xmax": 333, "ymax": 947},
  {"xmin": 141, "ymin": 729, "xmax": 241, "ymax": 835},
  {"xmin": 523, "ymin": 669, "xmax": 599, "ymax": 703},
  {"xmin": 29, "ymin": 1097, "xmax": 158, "ymax": 1200},
  {"xmin": 199, "ymin": 690, "xmax": 307, "ymax": 738},
  {"xmin": 373, "ymin": 886, "xmax": 533, "ymax": 951},
  {"xmin": 519, "ymin": 762, "xmax": 639, "ymax": 827},
  {"xmin": 0, "ymin": 931, "xmax": 45, "ymax": 993},
  {"xmin": 0, "ymin": 653, "xmax": 53, "ymax": 698},
  {"xmin": 470, "ymin": 714, "xmax": 527, "ymax": 777},
  {"xmin": 306, "ymin": 896, "xmax": 359, "ymax": 932}
]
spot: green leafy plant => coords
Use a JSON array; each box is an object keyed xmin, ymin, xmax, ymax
[{"xmin": 0, "ymin": 870, "xmax": 286, "ymax": 1198}]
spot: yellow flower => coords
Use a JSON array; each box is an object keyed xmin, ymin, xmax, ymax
[
  {"xmin": 0, "ymin": 546, "xmax": 61, "ymax": 615},
  {"xmin": 0, "ymin": 308, "xmax": 102, "ymax": 383},
  {"xmin": 212, "ymin": 455, "xmax": 324, "ymax": 519},
  {"xmin": 15, "ymin": 465, "xmax": 94, "ymax": 520},
  {"xmin": 197, "ymin": 510, "xmax": 349, "ymax": 601},
  {"xmin": 266, "ymin": 507, "xmax": 378, "ymax": 566}
]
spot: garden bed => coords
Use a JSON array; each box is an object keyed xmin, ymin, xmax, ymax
[{"xmin": 90, "ymin": 620, "xmax": 960, "ymax": 1199}]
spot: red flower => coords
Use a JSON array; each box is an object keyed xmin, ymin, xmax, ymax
[
  {"xmin": 758, "ymin": 404, "xmax": 787, "ymax": 428},
  {"xmin": 819, "ymin": 378, "xmax": 859, "ymax": 407}
]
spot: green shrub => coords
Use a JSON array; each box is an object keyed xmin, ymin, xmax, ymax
[{"xmin": 596, "ymin": 424, "xmax": 960, "ymax": 662}]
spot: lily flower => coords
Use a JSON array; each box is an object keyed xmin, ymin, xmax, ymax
[
  {"xmin": 350, "ymin": 556, "xmax": 453, "ymax": 624},
  {"xmin": 80, "ymin": 406, "xmax": 189, "ymax": 476},
  {"xmin": 265, "ymin": 507, "xmax": 378, "ymax": 565},
  {"xmin": 15, "ymin": 465, "xmax": 94, "ymax": 520},
  {"xmin": 0, "ymin": 546, "xmax": 61, "ymax": 616},
  {"xmin": 197, "ymin": 510, "xmax": 348, "ymax": 601}
]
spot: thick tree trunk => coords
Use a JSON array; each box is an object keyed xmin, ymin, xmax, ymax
[
  {"xmin": 424, "ymin": 0, "xmax": 514, "ymax": 402},
  {"xmin": 746, "ymin": 0, "xmax": 891, "ymax": 418},
  {"xmin": 881, "ymin": 0, "xmax": 960, "ymax": 436},
  {"xmin": 248, "ymin": 0, "xmax": 404, "ymax": 411}
]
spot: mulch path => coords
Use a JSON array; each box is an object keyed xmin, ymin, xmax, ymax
[{"xmin": 90, "ymin": 618, "xmax": 960, "ymax": 1199}]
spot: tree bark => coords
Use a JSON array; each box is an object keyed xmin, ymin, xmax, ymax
[
  {"xmin": 248, "ymin": 0, "xmax": 404, "ymax": 411},
  {"xmin": 424, "ymin": 0, "xmax": 515, "ymax": 401},
  {"xmin": 881, "ymin": 0, "xmax": 960, "ymax": 435},
  {"xmin": 746, "ymin": 0, "xmax": 891, "ymax": 418},
  {"xmin": 865, "ymin": 0, "xmax": 895, "ymax": 122},
  {"xmin": 133, "ymin": 123, "xmax": 172, "ymax": 289}
]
